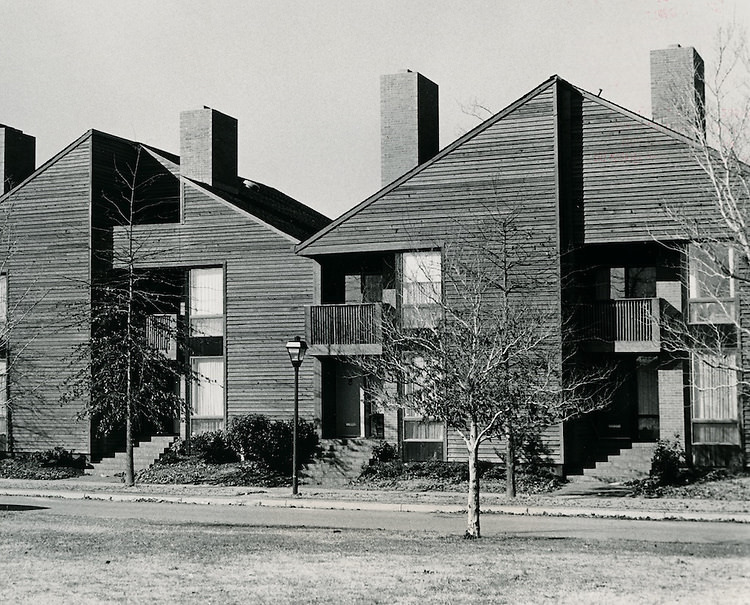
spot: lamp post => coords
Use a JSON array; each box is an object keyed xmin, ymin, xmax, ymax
[{"xmin": 286, "ymin": 336, "xmax": 307, "ymax": 496}]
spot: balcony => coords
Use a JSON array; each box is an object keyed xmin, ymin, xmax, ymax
[
  {"xmin": 305, "ymin": 303, "xmax": 383, "ymax": 356},
  {"xmin": 578, "ymin": 298, "xmax": 665, "ymax": 353}
]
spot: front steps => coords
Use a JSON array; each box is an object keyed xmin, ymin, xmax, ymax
[
  {"xmin": 570, "ymin": 442, "xmax": 657, "ymax": 483},
  {"xmin": 90, "ymin": 435, "xmax": 177, "ymax": 477},
  {"xmin": 303, "ymin": 438, "xmax": 378, "ymax": 487}
]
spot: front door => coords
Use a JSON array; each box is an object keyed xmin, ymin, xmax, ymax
[{"xmin": 335, "ymin": 362, "xmax": 362, "ymax": 437}]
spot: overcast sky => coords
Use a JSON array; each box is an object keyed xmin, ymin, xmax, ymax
[{"xmin": 1, "ymin": 0, "xmax": 747, "ymax": 217}]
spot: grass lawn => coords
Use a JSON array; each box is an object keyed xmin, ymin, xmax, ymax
[{"xmin": 1, "ymin": 510, "xmax": 747, "ymax": 604}]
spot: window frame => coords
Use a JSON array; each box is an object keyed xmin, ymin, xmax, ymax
[
  {"xmin": 688, "ymin": 244, "xmax": 736, "ymax": 324},
  {"xmin": 190, "ymin": 356, "xmax": 226, "ymax": 434},
  {"xmin": 189, "ymin": 267, "xmax": 225, "ymax": 337},
  {"xmin": 691, "ymin": 351, "xmax": 740, "ymax": 445}
]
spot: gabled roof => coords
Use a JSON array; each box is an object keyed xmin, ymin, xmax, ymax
[
  {"xmin": 295, "ymin": 74, "xmax": 708, "ymax": 255},
  {"xmin": 0, "ymin": 127, "xmax": 330, "ymax": 241}
]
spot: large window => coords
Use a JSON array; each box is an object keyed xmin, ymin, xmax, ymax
[
  {"xmin": 402, "ymin": 355, "xmax": 444, "ymax": 460},
  {"xmin": 692, "ymin": 352, "xmax": 739, "ymax": 445},
  {"xmin": 402, "ymin": 251, "xmax": 441, "ymax": 328},
  {"xmin": 688, "ymin": 244, "xmax": 735, "ymax": 324},
  {"xmin": 191, "ymin": 357, "xmax": 225, "ymax": 434},
  {"xmin": 190, "ymin": 267, "xmax": 224, "ymax": 337}
]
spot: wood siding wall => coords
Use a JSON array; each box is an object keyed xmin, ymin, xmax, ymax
[
  {"xmin": 573, "ymin": 93, "xmax": 721, "ymax": 244},
  {"xmin": 303, "ymin": 85, "xmax": 564, "ymax": 461},
  {"xmin": 446, "ymin": 424, "xmax": 563, "ymax": 465},
  {"xmin": 112, "ymin": 183, "xmax": 320, "ymax": 424},
  {"xmin": 2, "ymin": 138, "xmax": 92, "ymax": 452}
]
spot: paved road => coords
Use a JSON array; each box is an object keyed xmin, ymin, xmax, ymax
[{"xmin": 3, "ymin": 495, "xmax": 749, "ymax": 545}]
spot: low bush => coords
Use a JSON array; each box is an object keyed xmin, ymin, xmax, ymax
[
  {"xmin": 650, "ymin": 438, "xmax": 686, "ymax": 486},
  {"xmin": 188, "ymin": 431, "xmax": 238, "ymax": 464},
  {"xmin": 370, "ymin": 441, "xmax": 399, "ymax": 463},
  {"xmin": 226, "ymin": 414, "xmax": 319, "ymax": 474},
  {"xmin": 358, "ymin": 459, "xmax": 562, "ymax": 493},
  {"xmin": 31, "ymin": 447, "xmax": 87, "ymax": 470}
]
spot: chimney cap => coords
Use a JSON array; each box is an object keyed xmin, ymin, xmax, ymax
[{"xmin": 668, "ymin": 43, "xmax": 682, "ymax": 48}]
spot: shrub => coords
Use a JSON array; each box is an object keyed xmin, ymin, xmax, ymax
[
  {"xmin": 226, "ymin": 414, "xmax": 319, "ymax": 474},
  {"xmin": 189, "ymin": 431, "xmax": 238, "ymax": 464},
  {"xmin": 30, "ymin": 447, "xmax": 87, "ymax": 469},
  {"xmin": 650, "ymin": 438, "xmax": 686, "ymax": 486},
  {"xmin": 370, "ymin": 441, "xmax": 399, "ymax": 463}
]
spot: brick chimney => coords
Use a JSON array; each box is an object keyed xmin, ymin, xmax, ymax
[
  {"xmin": 380, "ymin": 70, "xmax": 439, "ymax": 187},
  {"xmin": 650, "ymin": 44, "xmax": 705, "ymax": 138},
  {"xmin": 0, "ymin": 124, "xmax": 35, "ymax": 194},
  {"xmin": 179, "ymin": 107, "xmax": 238, "ymax": 187}
]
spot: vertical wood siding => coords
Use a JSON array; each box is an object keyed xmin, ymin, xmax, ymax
[
  {"xmin": 112, "ymin": 184, "xmax": 319, "ymax": 424},
  {"xmin": 3, "ymin": 138, "xmax": 92, "ymax": 452}
]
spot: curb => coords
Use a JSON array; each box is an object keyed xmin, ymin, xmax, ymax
[{"xmin": 1, "ymin": 487, "xmax": 749, "ymax": 523}]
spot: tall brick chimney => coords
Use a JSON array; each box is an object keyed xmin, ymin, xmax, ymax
[
  {"xmin": 650, "ymin": 44, "xmax": 705, "ymax": 138},
  {"xmin": 380, "ymin": 70, "xmax": 439, "ymax": 187},
  {"xmin": 179, "ymin": 107, "xmax": 238, "ymax": 187},
  {"xmin": 0, "ymin": 124, "xmax": 35, "ymax": 194}
]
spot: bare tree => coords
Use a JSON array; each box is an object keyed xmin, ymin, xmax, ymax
[
  {"xmin": 62, "ymin": 146, "xmax": 192, "ymax": 486},
  {"xmin": 350, "ymin": 215, "xmax": 612, "ymax": 538}
]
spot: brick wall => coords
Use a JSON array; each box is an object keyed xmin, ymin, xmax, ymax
[
  {"xmin": 380, "ymin": 71, "xmax": 438, "ymax": 186},
  {"xmin": 0, "ymin": 125, "xmax": 35, "ymax": 194},
  {"xmin": 179, "ymin": 108, "xmax": 238, "ymax": 187},
  {"xmin": 658, "ymin": 366, "xmax": 686, "ymax": 445},
  {"xmin": 650, "ymin": 45, "xmax": 705, "ymax": 138}
]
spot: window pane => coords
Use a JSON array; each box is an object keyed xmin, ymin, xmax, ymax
[
  {"xmin": 192, "ymin": 358, "xmax": 224, "ymax": 419},
  {"xmin": 689, "ymin": 245, "xmax": 733, "ymax": 299},
  {"xmin": 402, "ymin": 252, "xmax": 441, "ymax": 328},
  {"xmin": 190, "ymin": 268, "xmax": 223, "ymax": 316},
  {"xmin": 693, "ymin": 423, "xmax": 740, "ymax": 445},
  {"xmin": 190, "ymin": 268, "xmax": 224, "ymax": 337},
  {"xmin": 692, "ymin": 353, "xmax": 737, "ymax": 421},
  {"xmin": 403, "ymin": 419, "xmax": 444, "ymax": 441}
]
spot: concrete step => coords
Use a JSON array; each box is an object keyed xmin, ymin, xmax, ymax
[
  {"xmin": 91, "ymin": 436, "xmax": 177, "ymax": 476},
  {"xmin": 577, "ymin": 443, "xmax": 656, "ymax": 482},
  {"xmin": 303, "ymin": 438, "xmax": 380, "ymax": 487}
]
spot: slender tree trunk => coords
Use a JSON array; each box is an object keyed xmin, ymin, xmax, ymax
[
  {"xmin": 465, "ymin": 423, "xmax": 481, "ymax": 539},
  {"xmin": 505, "ymin": 424, "xmax": 516, "ymax": 499},
  {"xmin": 124, "ymin": 225, "xmax": 136, "ymax": 487}
]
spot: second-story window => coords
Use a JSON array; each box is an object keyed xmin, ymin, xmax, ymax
[
  {"xmin": 688, "ymin": 244, "xmax": 735, "ymax": 324},
  {"xmin": 402, "ymin": 251, "xmax": 441, "ymax": 328},
  {"xmin": 190, "ymin": 267, "xmax": 224, "ymax": 337}
]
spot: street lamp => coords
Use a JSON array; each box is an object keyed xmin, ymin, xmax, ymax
[{"xmin": 286, "ymin": 336, "xmax": 308, "ymax": 496}]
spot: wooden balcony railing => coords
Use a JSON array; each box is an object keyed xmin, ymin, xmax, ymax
[
  {"xmin": 305, "ymin": 303, "xmax": 383, "ymax": 356},
  {"xmin": 578, "ymin": 298, "xmax": 661, "ymax": 353}
]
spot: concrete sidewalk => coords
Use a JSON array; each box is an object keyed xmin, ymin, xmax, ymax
[{"xmin": 1, "ymin": 476, "xmax": 748, "ymax": 523}]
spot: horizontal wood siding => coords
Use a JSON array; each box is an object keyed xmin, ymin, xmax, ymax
[
  {"xmin": 112, "ymin": 184, "xmax": 319, "ymax": 424},
  {"xmin": 3, "ymin": 138, "xmax": 92, "ymax": 452},
  {"xmin": 739, "ymin": 269, "xmax": 750, "ymax": 466},
  {"xmin": 577, "ymin": 96, "xmax": 721, "ymax": 243},
  {"xmin": 446, "ymin": 424, "xmax": 563, "ymax": 464}
]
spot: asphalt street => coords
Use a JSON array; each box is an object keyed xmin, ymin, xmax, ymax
[{"xmin": 2, "ymin": 495, "xmax": 749, "ymax": 545}]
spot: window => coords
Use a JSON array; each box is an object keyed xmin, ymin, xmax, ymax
[
  {"xmin": 191, "ymin": 357, "xmax": 225, "ymax": 433},
  {"xmin": 688, "ymin": 244, "xmax": 735, "ymax": 324},
  {"xmin": 402, "ymin": 251, "xmax": 441, "ymax": 328},
  {"xmin": 402, "ymin": 355, "xmax": 444, "ymax": 460},
  {"xmin": 146, "ymin": 314, "xmax": 177, "ymax": 359},
  {"xmin": 692, "ymin": 352, "xmax": 740, "ymax": 444},
  {"xmin": 190, "ymin": 267, "xmax": 224, "ymax": 337}
]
